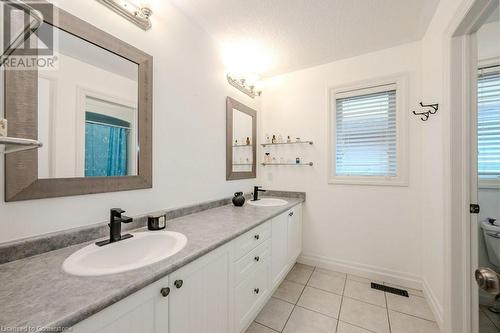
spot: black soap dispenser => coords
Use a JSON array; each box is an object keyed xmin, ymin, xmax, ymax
[{"xmin": 232, "ymin": 192, "xmax": 245, "ymax": 207}]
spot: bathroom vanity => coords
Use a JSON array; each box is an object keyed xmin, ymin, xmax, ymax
[
  {"xmin": 73, "ymin": 202, "xmax": 302, "ymax": 333},
  {"xmin": 0, "ymin": 197, "xmax": 303, "ymax": 333}
]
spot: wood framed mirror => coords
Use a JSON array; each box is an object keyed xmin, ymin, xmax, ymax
[
  {"xmin": 226, "ymin": 97, "xmax": 257, "ymax": 180},
  {"xmin": 4, "ymin": 1, "xmax": 153, "ymax": 202}
]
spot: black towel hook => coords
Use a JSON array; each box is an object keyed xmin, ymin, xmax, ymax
[{"xmin": 413, "ymin": 102, "xmax": 439, "ymax": 121}]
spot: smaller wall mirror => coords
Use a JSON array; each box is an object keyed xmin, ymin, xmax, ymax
[{"xmin": 226, "ymin": 97, "xmax": 257, "ymax": 180}]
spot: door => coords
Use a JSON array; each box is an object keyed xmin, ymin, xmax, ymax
[
  {"xmin": 168, "ymin": 245, "xmax": 231, "ymax": 333},
  {"xmin": 271, "ymin": 212, "xmax": 288, "ymax": 286},
  {"xmin": 287, "ymin": 204, "xmax": 303, "ymax": 264},
  {"xmin": 472, "ymin": 10, "xmax": 500, "ymax": 333},
  {"xmin": 72, "ymin": 276, "xmax": 169, "ymax": 333}
]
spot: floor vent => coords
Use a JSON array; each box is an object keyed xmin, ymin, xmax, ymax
[{"xmin": 371, "ymin": 283, "xmax": 409, "ymax": 297}]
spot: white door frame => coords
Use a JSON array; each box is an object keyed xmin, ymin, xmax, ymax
[{"xmin": 447, "ymin": 1, "xmax": 499, "ymax": 333}]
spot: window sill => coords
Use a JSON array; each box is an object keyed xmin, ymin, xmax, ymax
[
  {"xmin": 479, "ymin": 179, "xmax": 500, "ymax": 189},
  {"xmin": 328, "ymin": 177, "xmax": 408, "ymax": 187}
]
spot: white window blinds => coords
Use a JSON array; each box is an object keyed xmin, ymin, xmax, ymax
[
  {"xmin": 335, "ymin": 85, "xmax": 397, "ymax": 177},
  {"xmin": 478, "ymin": 67, "xmax": 500, "ymax": 180}
]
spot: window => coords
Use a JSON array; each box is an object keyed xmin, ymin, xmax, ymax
[
  {"xmin": 478, "ymin": 65, "xmax": 500, "ymax": 187},
  {"xmin": 329, "ymin": 77, "xmax": 408, "ymax": 186}
]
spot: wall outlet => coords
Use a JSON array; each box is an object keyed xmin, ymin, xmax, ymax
[{"xmin": 0, "ymin": 119, "xmax": 7, "ymax": 137}]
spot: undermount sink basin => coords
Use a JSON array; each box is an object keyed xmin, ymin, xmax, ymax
[
  {"xmin": 248, "ymin": 198, "xmax": 288, "ymax": 207},
  {"xmin": 63, "ymin": 231, "xmax": 187, "ymax": 277}
]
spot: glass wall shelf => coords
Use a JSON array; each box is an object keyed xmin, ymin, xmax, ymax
[
  {"xmin": 261, "ymin": 162, "xmax": 313, "ymax": 166},
  {"xmin": 0, "ymin": 136, "xmax": 43, "ymax": 154},
  {"xmin": 261, "ymin": 141, "xmax": 313, "ymax": 147}
]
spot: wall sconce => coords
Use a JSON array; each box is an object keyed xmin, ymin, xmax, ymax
[
  {"xmin": 96, "ymin": 0, "xmax": 153, "ymax": 31},
  {"xmin": 227, "ymin": 74, "xmax": 262, "ymax": 99}
]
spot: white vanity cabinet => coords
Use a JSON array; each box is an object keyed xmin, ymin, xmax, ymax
[
  {"xmin": 168, "ymin": 244, "xmax": 232, "ymax": 333},
  {"xmin": 72, "ymin": 275, "xmax": 170, "ymax": 333},
  {"xmin": 287, "ymin": 204, "xmax": 303, "ymax": 263},
  {"xmin": 232, "ymin": 222, "xmax": 272, "ymax": 332},
  {"xmin": 71, "ymin": 203, "xmax": 303, "ymax": 333},
  {"xmin": 271, "ymin": 204, "xmax": 303, "ymax": 287},
  {"xmin": 271, "ymin": 212, "xmax": 289, "ymax": 287}
]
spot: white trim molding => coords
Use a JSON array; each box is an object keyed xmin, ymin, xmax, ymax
[
  {"xmin": 446, "ymin": 1, "xmax": 500, "ymax": 333},
  {"xmin": 423, "ymin": 278, "xmax": 445, "ymax": 331},
  {"xmin": 327, "ymin": 74, "xmax": 409, "ymax": 187},
  {"xmin": 298, "ymin": 253, "xmax": 421, "ymax": 290}
]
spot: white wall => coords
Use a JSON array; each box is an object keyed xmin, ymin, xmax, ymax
[
  {"xmin": 260, "ymin": 42, "xmax": 423, "ymax": 285},
  {"xmin": 0, "ymin": 0, "xmax": 261, "ymax": 243}
]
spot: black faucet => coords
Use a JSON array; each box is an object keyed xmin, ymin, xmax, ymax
[
  {"xmin": 96, "ymin": 208, "xmax": 134, "ymax": 247},
  {"xmin": 252, "ymin": 186, "xmax": 267, "ymax": 201}
]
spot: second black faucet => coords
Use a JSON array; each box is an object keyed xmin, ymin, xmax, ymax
[{"xmin": 252, "ymin": 186, "xmax": 267, "ymax": 201}]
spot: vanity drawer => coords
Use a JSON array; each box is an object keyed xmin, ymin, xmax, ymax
[
  {"xmin": 234, "ymin": 240, "xmax": 270, "ymax": 285},
  {"xmin": 235, "ymin": 264, "xmax": 269, "ymax": 333},
  {"xmin": 234, "ymin": 221, "xmax": 271, "ymax": 260}
]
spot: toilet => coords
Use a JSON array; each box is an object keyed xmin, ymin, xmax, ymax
[{"xmin": 481, "ymin": 220, "xmax": 500, "ymax": 268}]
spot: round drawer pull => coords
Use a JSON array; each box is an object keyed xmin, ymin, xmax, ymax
[
  {"xmin": 254, "ymin": 234, "xmax": 260, "ymax": 240},
  {"xmin": 289, "ymin": 212, "xmax": 294, "ymax": 217},
  {"xmin": 160, "ymin": 287, "xmax": 170, "ymax": 297},
  {"xmin": 254, "ymin": 288, "xmax": 260, "ymax": 294},
  {"xmin": 254, "ymin": 256, "xmax": 260, "ymax": 262},
  {"xmin": 174, "ymin": 280, "xmax": 184, "ymax": 289}
]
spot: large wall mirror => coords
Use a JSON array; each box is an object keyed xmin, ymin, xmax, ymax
[
  {"xmin": 4, "ymin": 2, "xmax": 152, "ymax": 201},
  {"xmin": 226, "ymin": 97, "xmax": 257, "ymax": 180}
]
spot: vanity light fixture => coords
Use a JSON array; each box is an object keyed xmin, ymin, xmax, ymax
[
  {"xmin": 96, "ymin": 0, "xmax": 153, "ymax": 31},
  {"xmin": 227, "ymin": 74, "xmax": 262, "ymax": 99}
]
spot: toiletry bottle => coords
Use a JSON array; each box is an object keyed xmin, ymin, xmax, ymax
[
  {"xmin": 278, "ymin": 134, "xmax": 283, "ymax": 143},
  {"xmin": 246, "ymin": 137, "xmax": 251, "ymax": 145},
  {"xmin": 235, "ymin": 139, "xmax": 238, "ymax": 146},
  {"xmin": 287, "ymin": 136, "xmax": 291, "ymax": 143},
  {"xmin": 266, "ymin": 134, "xmax": 271, "ymax": 144},
  {"xmin": 296, "ymin": 157, "xmax": 301, "ymax": 164},
  {"xmin": 265, "ymin": 153, "xmax": 271, "ymax": 163},
  {"xmin": 272, "ymin": 135, "xmax": 277, "ymax": 144}
]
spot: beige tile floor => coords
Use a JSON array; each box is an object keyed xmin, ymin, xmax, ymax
[{"xmin": 248, "ymin": 264, "xmax": 441, "ymax": 333}]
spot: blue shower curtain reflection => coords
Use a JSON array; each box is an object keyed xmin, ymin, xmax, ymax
[{"xmin": 85, "ymin": 122, "xmax": 129, "ymax": 177}]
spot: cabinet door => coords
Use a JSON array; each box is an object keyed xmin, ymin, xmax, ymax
[
  {"xmin": 169, "ymin": 245, "xmax": 231, "ymax": 333},
  {"xmin": 271, "ymin": 212, "xmax": 288, "ymax": 287},
  {"xmin": 72, "ymin": 276, "xmax": 169, "ymax": 333},
  {"xmin": 287, "ymin": 204, "xmax": 303, "ymax": 263}
]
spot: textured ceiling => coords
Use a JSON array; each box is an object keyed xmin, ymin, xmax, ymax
[{"xmin": 169, "ymin": 0, "xmax": 440, "ymax": 77}]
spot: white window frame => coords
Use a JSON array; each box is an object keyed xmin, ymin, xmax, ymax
[
  {"xmin": 477, "ymin": 58, "xmax": 500, "ymax": 189},
  {"xmin": 328, "ymin": 74, "xmax": 409, "ymax": 186}
]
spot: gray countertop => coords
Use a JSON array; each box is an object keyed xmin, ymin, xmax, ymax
[{"xmin": 0, "ymin": 197, "xmax": 303, "ymax": 331}]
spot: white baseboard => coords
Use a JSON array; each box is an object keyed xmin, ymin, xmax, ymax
[
  {"xmin": 422, "ymin": 278, "xmax": 444, "ymax": 330},
  {"xmin": 298, "ymin": 253, "xmax": 422, "ymax": 289}
]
